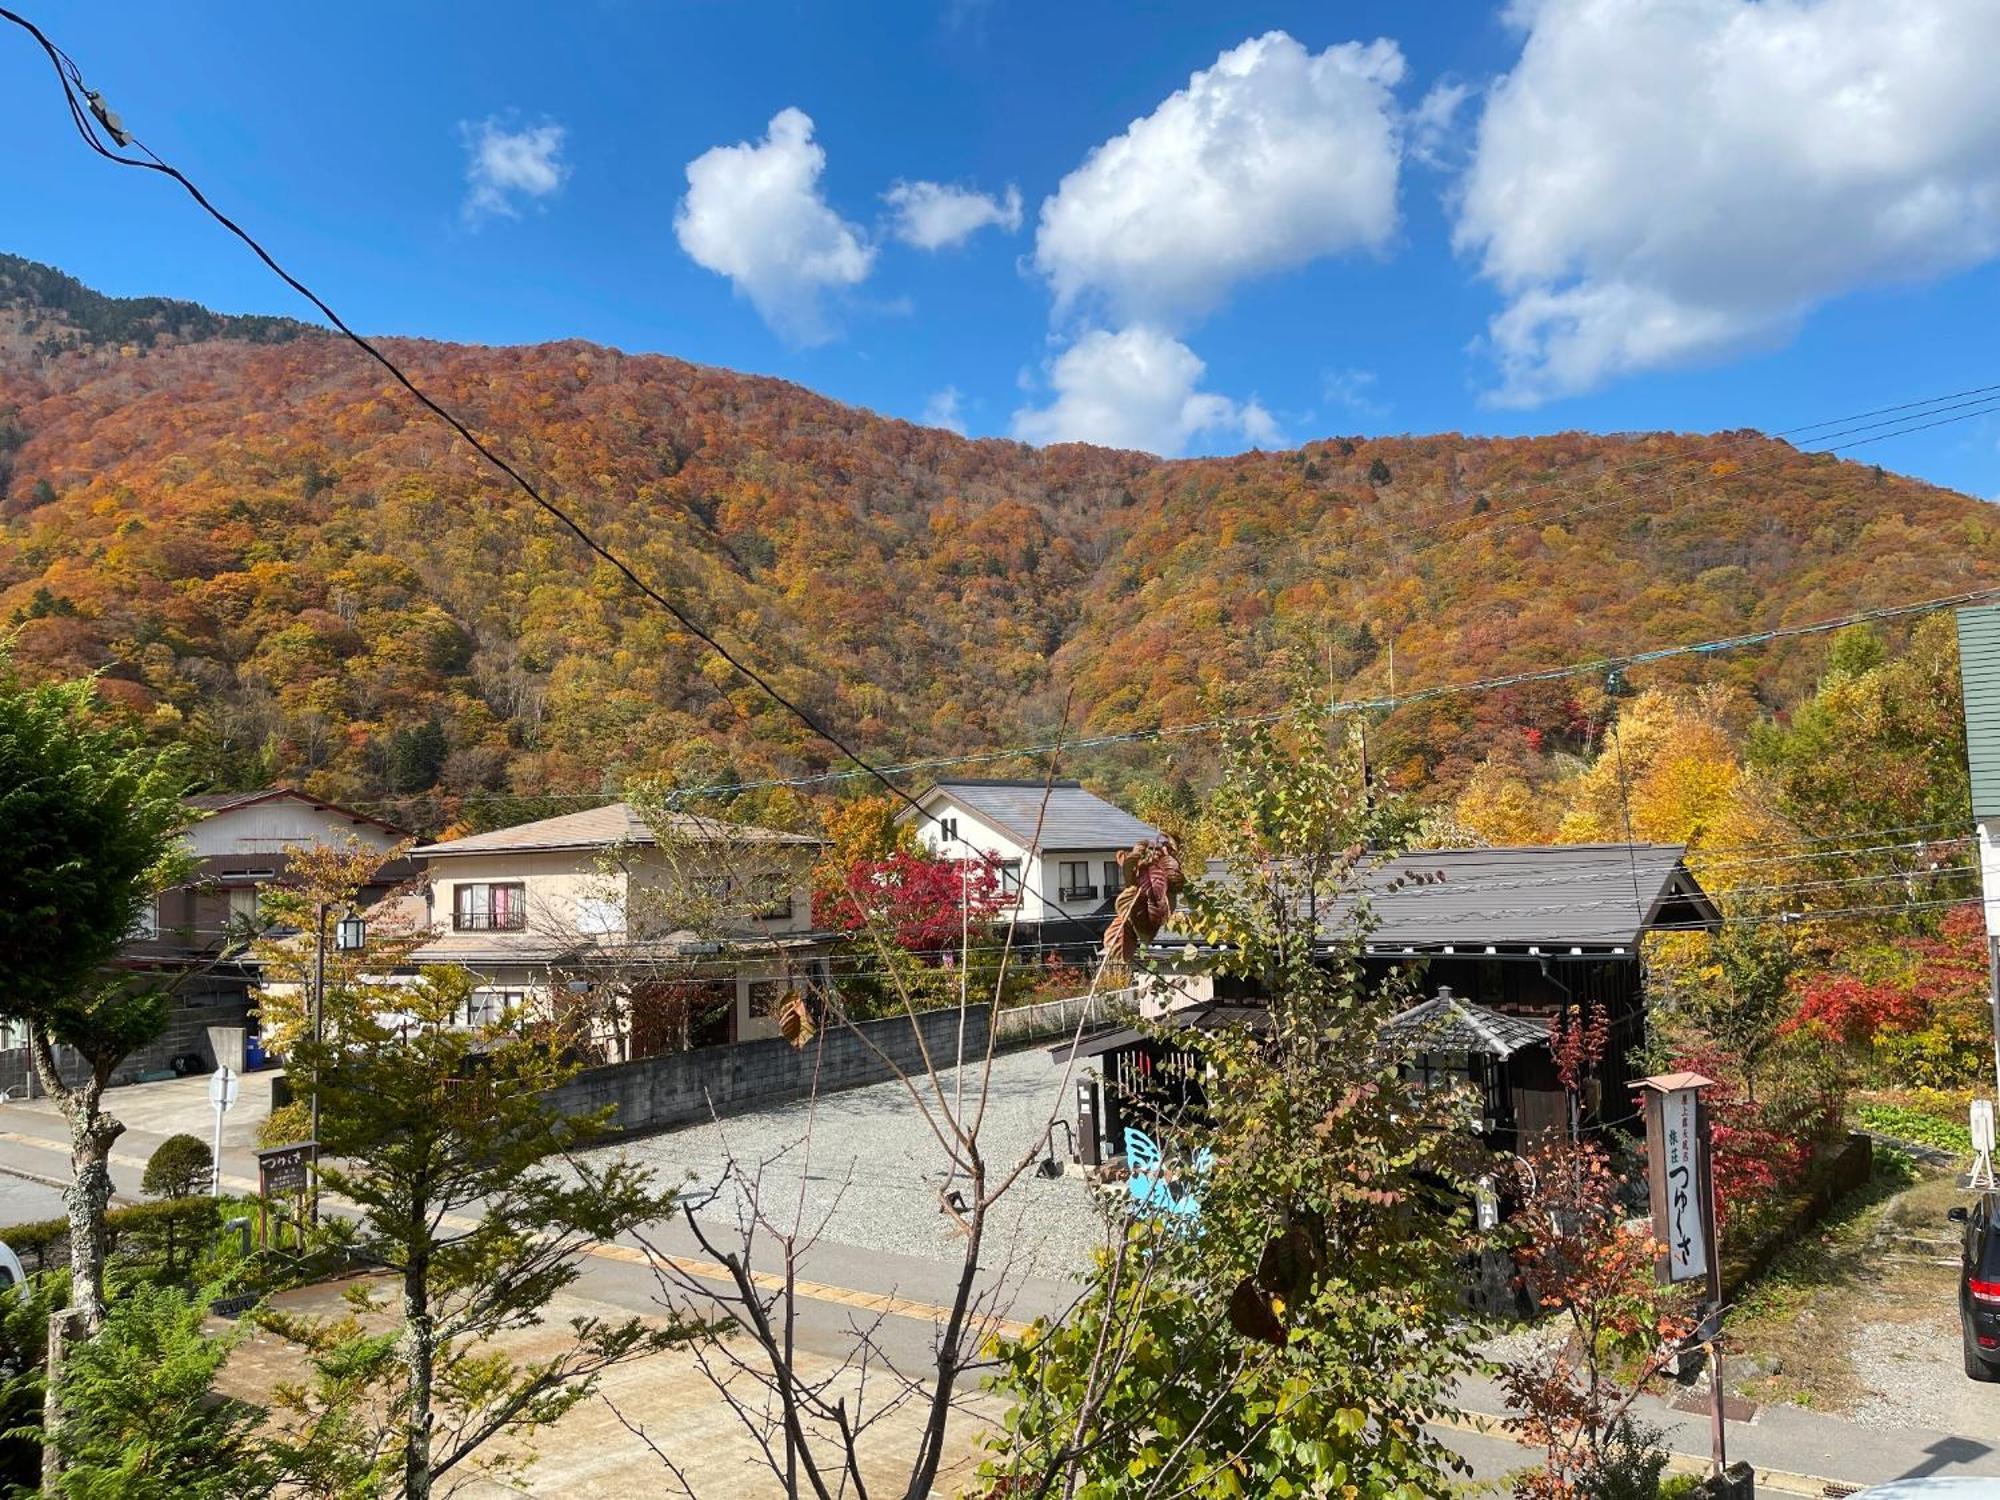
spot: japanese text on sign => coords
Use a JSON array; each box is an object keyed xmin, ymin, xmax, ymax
[{"xmin": 1661, "ymin": 1087, "xmax": 1708, "ymax": 1282}]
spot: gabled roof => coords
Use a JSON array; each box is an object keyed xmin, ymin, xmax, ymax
[
  {"xmin": 1383, "ymin": 989, "xmax": 1550, "ymax": 1059},
  {"xmin": 905, "ymin": 778, "xmax": 1160, "ymax": 852},
  {"xmin": 1159, "ymin": 843, "xmax": 1719, "ymax": 954},
  {"xmin": 1339, "ymin": 844, "xmax": 1719, "ymax": 950},
  {"xmin": 184, "ymin": 786, "xmax": 409, "ymax": 837},
  {"xmin": 418, "ymin": 801, "xmax": 821, "ymax": 859}
]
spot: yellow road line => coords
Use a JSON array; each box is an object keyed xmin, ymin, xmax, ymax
[
  {"xmin": 587, "ymin": 1239, "xmax": 1029, "ymax": 1337},
  {"xmin": 0, "ymin": 1128, "xmax": 1025, "ymax": 1334},
  {"xmin": 1427, "ymin": 1410, "xmax": 1845, "ymax": 1497}
]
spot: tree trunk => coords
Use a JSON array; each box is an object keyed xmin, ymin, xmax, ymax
[
  {"xmin": 40, "ymin": 1307, "xmax": 83, "ymax": 1488},
  {"xmin": 28, "ymin": 1024, "xmax": 119, "ymax": 1334},
  {"xmin": 403, "ymin": 1260, "xmax": 435, "ymax": 1500}
]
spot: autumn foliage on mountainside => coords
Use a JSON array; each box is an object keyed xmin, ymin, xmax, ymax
[{"xmin": 3, "ymin": 254, "xmax": 2000, "ymax": 837}]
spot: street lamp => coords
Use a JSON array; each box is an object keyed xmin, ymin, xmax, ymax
[{"xmin": 307, "ymin": 907, "xmax": 364, "ymax": 1225}]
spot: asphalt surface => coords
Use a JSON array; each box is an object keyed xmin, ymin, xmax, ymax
[{"xmin": 4, "ymin": 1059, "xmax": 2000, "ymax": 1490}]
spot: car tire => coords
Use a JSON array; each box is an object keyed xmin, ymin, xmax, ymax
[{"xmin": 1965, "ymin": 1318, "xmax": 2000, "ymax": 1382}]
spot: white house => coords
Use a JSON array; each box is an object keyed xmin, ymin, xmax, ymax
[
  {"xmin": 898, "ymin": 779, "xmax": 1162, "ymax": 955},
  {"xmin": 410, "ymin": 802, "xmax": 830, "ymax": 1052}
]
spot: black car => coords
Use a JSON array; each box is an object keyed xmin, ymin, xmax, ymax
[{"xmin": 1947, "ymin": 1193, "xmax": 2000, "ymax": 1381}]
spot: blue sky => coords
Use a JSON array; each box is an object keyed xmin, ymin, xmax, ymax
[{"xmin": 4, "ymin": 0, "xmax": 1999, "ymax": 495}]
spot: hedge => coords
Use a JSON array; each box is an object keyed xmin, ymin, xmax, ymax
[{"xmin": 0, "ymin": 1197, "xmax": 221, "ymax": 1274}]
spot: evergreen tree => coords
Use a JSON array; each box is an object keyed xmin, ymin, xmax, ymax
[{"xmin": 271, "ymin": 966, "xmax": 692, "ymax": 1498}]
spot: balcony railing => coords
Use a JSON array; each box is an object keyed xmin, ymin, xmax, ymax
[
  {"xmin": 453, "ymin": 910, "xmax": 527, "ymax": 932},
  {"xmin": 1059, "ymin": 885, "xmax": 1100, "ymax": 903}
]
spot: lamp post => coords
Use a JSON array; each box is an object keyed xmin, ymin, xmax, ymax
[{"xmin": 305, "ymin": 905, "xmax": 365, "ymax": 1224}]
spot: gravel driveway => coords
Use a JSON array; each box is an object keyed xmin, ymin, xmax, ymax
[{"xmin": 581, "ymin": 1045, "xmax": 1111, "ymax": 1282}]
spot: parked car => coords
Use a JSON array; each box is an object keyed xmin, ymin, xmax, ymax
[{"xmin": 1946, "ymin": 1193, "xmax": 2000, "ymax": 1382}]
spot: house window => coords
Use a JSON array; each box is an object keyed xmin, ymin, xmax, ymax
[
  {"xmin": 574, "ymin": 896, "xmax": 620, "ymax": 937},
  {"xmin": 453, "ymin": 882, "xmax": 526, "ymax": 932},
  {"xmin": 126, "ymin": 899, "xmax": 160, "ymax": 941},
  {"xmin": 751, "ymin": 875, "xmax": 794, "ymax": 921},
  {"xmin": 938, "ymin": 816, "xmax": 959, "ymax": 846},
  {"xmin": 995, "ymin": 859, "xmax": 1023, "ymax": 901},
  {"xmin": 1058, "ymin": 861, "xmax": 1098, "ymax": 903},
  {"xmin": 1103, "ymin": 860, "xmax": 1122, "ymax": 897},
  {"xmin": 0, "ymin": 1020, "xmax": 26, "ymax": 1051},
  {"xmin": 746, "ymin": 979, "xmax": 789, "ymax": 1019},
  {"xmin": 227, "ymin": 886, "xmax": 261, "ymax": 931},
  {"xmin": 459, "ymin": 989, "xmax": 522, "ymax": 1028}
]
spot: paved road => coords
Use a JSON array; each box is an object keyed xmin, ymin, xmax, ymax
[{"xmin": 5, "ymin": 1061, "xmax": 2000, "ymax": 1490}]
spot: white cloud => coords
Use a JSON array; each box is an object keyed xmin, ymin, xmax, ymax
[
  {"xmin": 922, "ymin": 386, "xmax": 968, "ymax": 434},
  {"xmin": 675, "ymin": 108, "xmax": 875, "ymax": 344},
  {"xmin": 1033, "ymin": 31, "xmax": 1406, "ymax": 327},
  {"xmin": 1456, "ymin": 0, "xmax": 2000, "ymax": 406},
  {"xmin": 1323, "ymin": 367, "xmax": 1388, "ymax": 420},
  {"xmin": 1011, "ymin": 326, "xmax": 1279, "ymax": 456},
  {"xmin": 884, "ymin": 181, "xmax": 1023, "ymax": 250},
  {"xmin": 461, "ymin": 118, "xmax": 569, "ymax": 223},
  {"xmin": 1408, "ymin": 79, "xmax": 1471, "ymax": 168}
]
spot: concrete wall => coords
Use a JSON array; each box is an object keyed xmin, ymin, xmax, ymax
[
  {"xmin": 0, "ymin": 990, "xmax": 255, "ymax": 1096},
  {"xmin": 545, "ymin": 1005, "xmax": 992, "ymax": 1133}
]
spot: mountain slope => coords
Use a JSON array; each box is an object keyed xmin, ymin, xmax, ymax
[{"xmin": 0, "ymin": 256, "xmax": 1994, "ymax": 829}]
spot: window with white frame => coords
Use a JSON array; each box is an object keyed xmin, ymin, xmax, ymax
[
  {"xmin": 0, "ymin": 1019, "xmax": 26, "ymax": 1051},
  {"xmin": 459, "ymin": 989, "xmax": 522, "ymax": 1029},
  {"xmin": 126, "ymin": 898, "xmax": 160, "ymax": 941}
]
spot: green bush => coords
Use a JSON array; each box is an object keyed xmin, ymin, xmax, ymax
[
  {"xmin": 1855, "ymin": 1101, "xmax": 1971, "ymax": 1154},
  {"xmin": 142, "ymin": 1134, "xmax": 213, "ymax": 1199},
  {"xmin": 1, "ymin": 1198, "xmax": 220, "ymax": 1277}
]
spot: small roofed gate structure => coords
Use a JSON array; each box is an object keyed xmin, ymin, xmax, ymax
[{"xmin": 1380, "ymin": 988, "xmax": 1552, "ymax": 1154}]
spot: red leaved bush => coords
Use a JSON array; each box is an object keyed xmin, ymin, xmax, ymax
[
  {"xmin": 812, "ymin": 852, "xmax": 1008, "ymax": 959},
  {"xmin": 1787, "ymin": 973, "xmax": 1923, "ymax": 1046},
  {"xmin": 1667, "ymin": 1049, "xmax": 1820, "ymax": 1230}
]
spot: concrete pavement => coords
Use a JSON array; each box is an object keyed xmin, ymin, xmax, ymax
[{"xmin": 6, "ymin": 1073, "xmax": 2000, "ymax": 1493}]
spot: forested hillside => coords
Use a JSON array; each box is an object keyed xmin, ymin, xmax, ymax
[{"xmin": 2, "ymin": 254, "xmax": 1996, "ymax": 832}]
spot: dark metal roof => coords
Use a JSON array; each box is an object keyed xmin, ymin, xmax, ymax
[
  {"xmin": 1382, "ymin": 989, "xmax": 1550, "ymax": 1059},
  {"xmin": 1159, "ymin": 843, "xmax": 1719, "ymax": 953},
  {"xmin": 1047, "ymin": 1002, "xmax": 1268, "ymax": 1063},
  {"xmin": 1340, "ymin": 844, "xmax": 1719, "ymax": 949},
  {"xmin": 908, "ymin": 779, "xmax": 1160, "ymax": 851}
]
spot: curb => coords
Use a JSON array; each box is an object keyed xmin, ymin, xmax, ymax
[{"xmin": 1429, "ymin": 1409, "xmax": 1848, "ymax": 1497}]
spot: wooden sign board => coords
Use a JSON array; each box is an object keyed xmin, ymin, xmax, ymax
[{"xmin": 257, "ymin": 1141, "xmax": 317, "ymax": 1199}]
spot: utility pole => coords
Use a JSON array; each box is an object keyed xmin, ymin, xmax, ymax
[{"xmin": 308, "ymin": 900, "xmax": 327, "ymax": 1225}]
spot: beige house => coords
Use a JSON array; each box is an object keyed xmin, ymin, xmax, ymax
[{"xmin": 410, "ymin": 802, "xmax": 829, "ymax": 1055}]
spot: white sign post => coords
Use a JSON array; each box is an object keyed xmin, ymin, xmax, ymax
[
  {"xmin": 207, "ymin": 1065, "xmax": 239, "ymax": 1198},
  {"xmin": 1638, "ymin": 1069, "xmax": 1725, "ymax": 1476},
  {"xmin": 1659, "ymin": 1085, "xmax": 1709, "ymax": 1282}
]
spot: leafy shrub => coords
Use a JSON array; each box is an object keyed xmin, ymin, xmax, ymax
[
  {"xmin": 2, "ymin": 1199, "xmax": 219, "ymax": 1277},
  {"xmin": 257, "ymin": 1099, "xmax": 312, "ymax": 1150},
  {"xmin": 142, "ymin": 1134, "xmax": 213, "ymax": 1199},
  {"xmin": 1855, "ymin": 1102, "xmax": 1971, "ymax": 1154}
]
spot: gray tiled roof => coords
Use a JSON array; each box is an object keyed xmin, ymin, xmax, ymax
[
  {"xmin": 420, "ymin": 802, "xmax": 821, "ymax": 858},
  {"xmin": 913, "ymin": 779, "xmax": 1160, "ymax": 851},
  {"xmin": 1383, "ymin": 990, "xmax": 1550, "ymax": 1058}
]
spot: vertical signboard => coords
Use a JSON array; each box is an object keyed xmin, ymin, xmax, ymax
[{"xmin": 1659, "ymin": 1085, "xmax": 1708, "ymax": 1283}]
